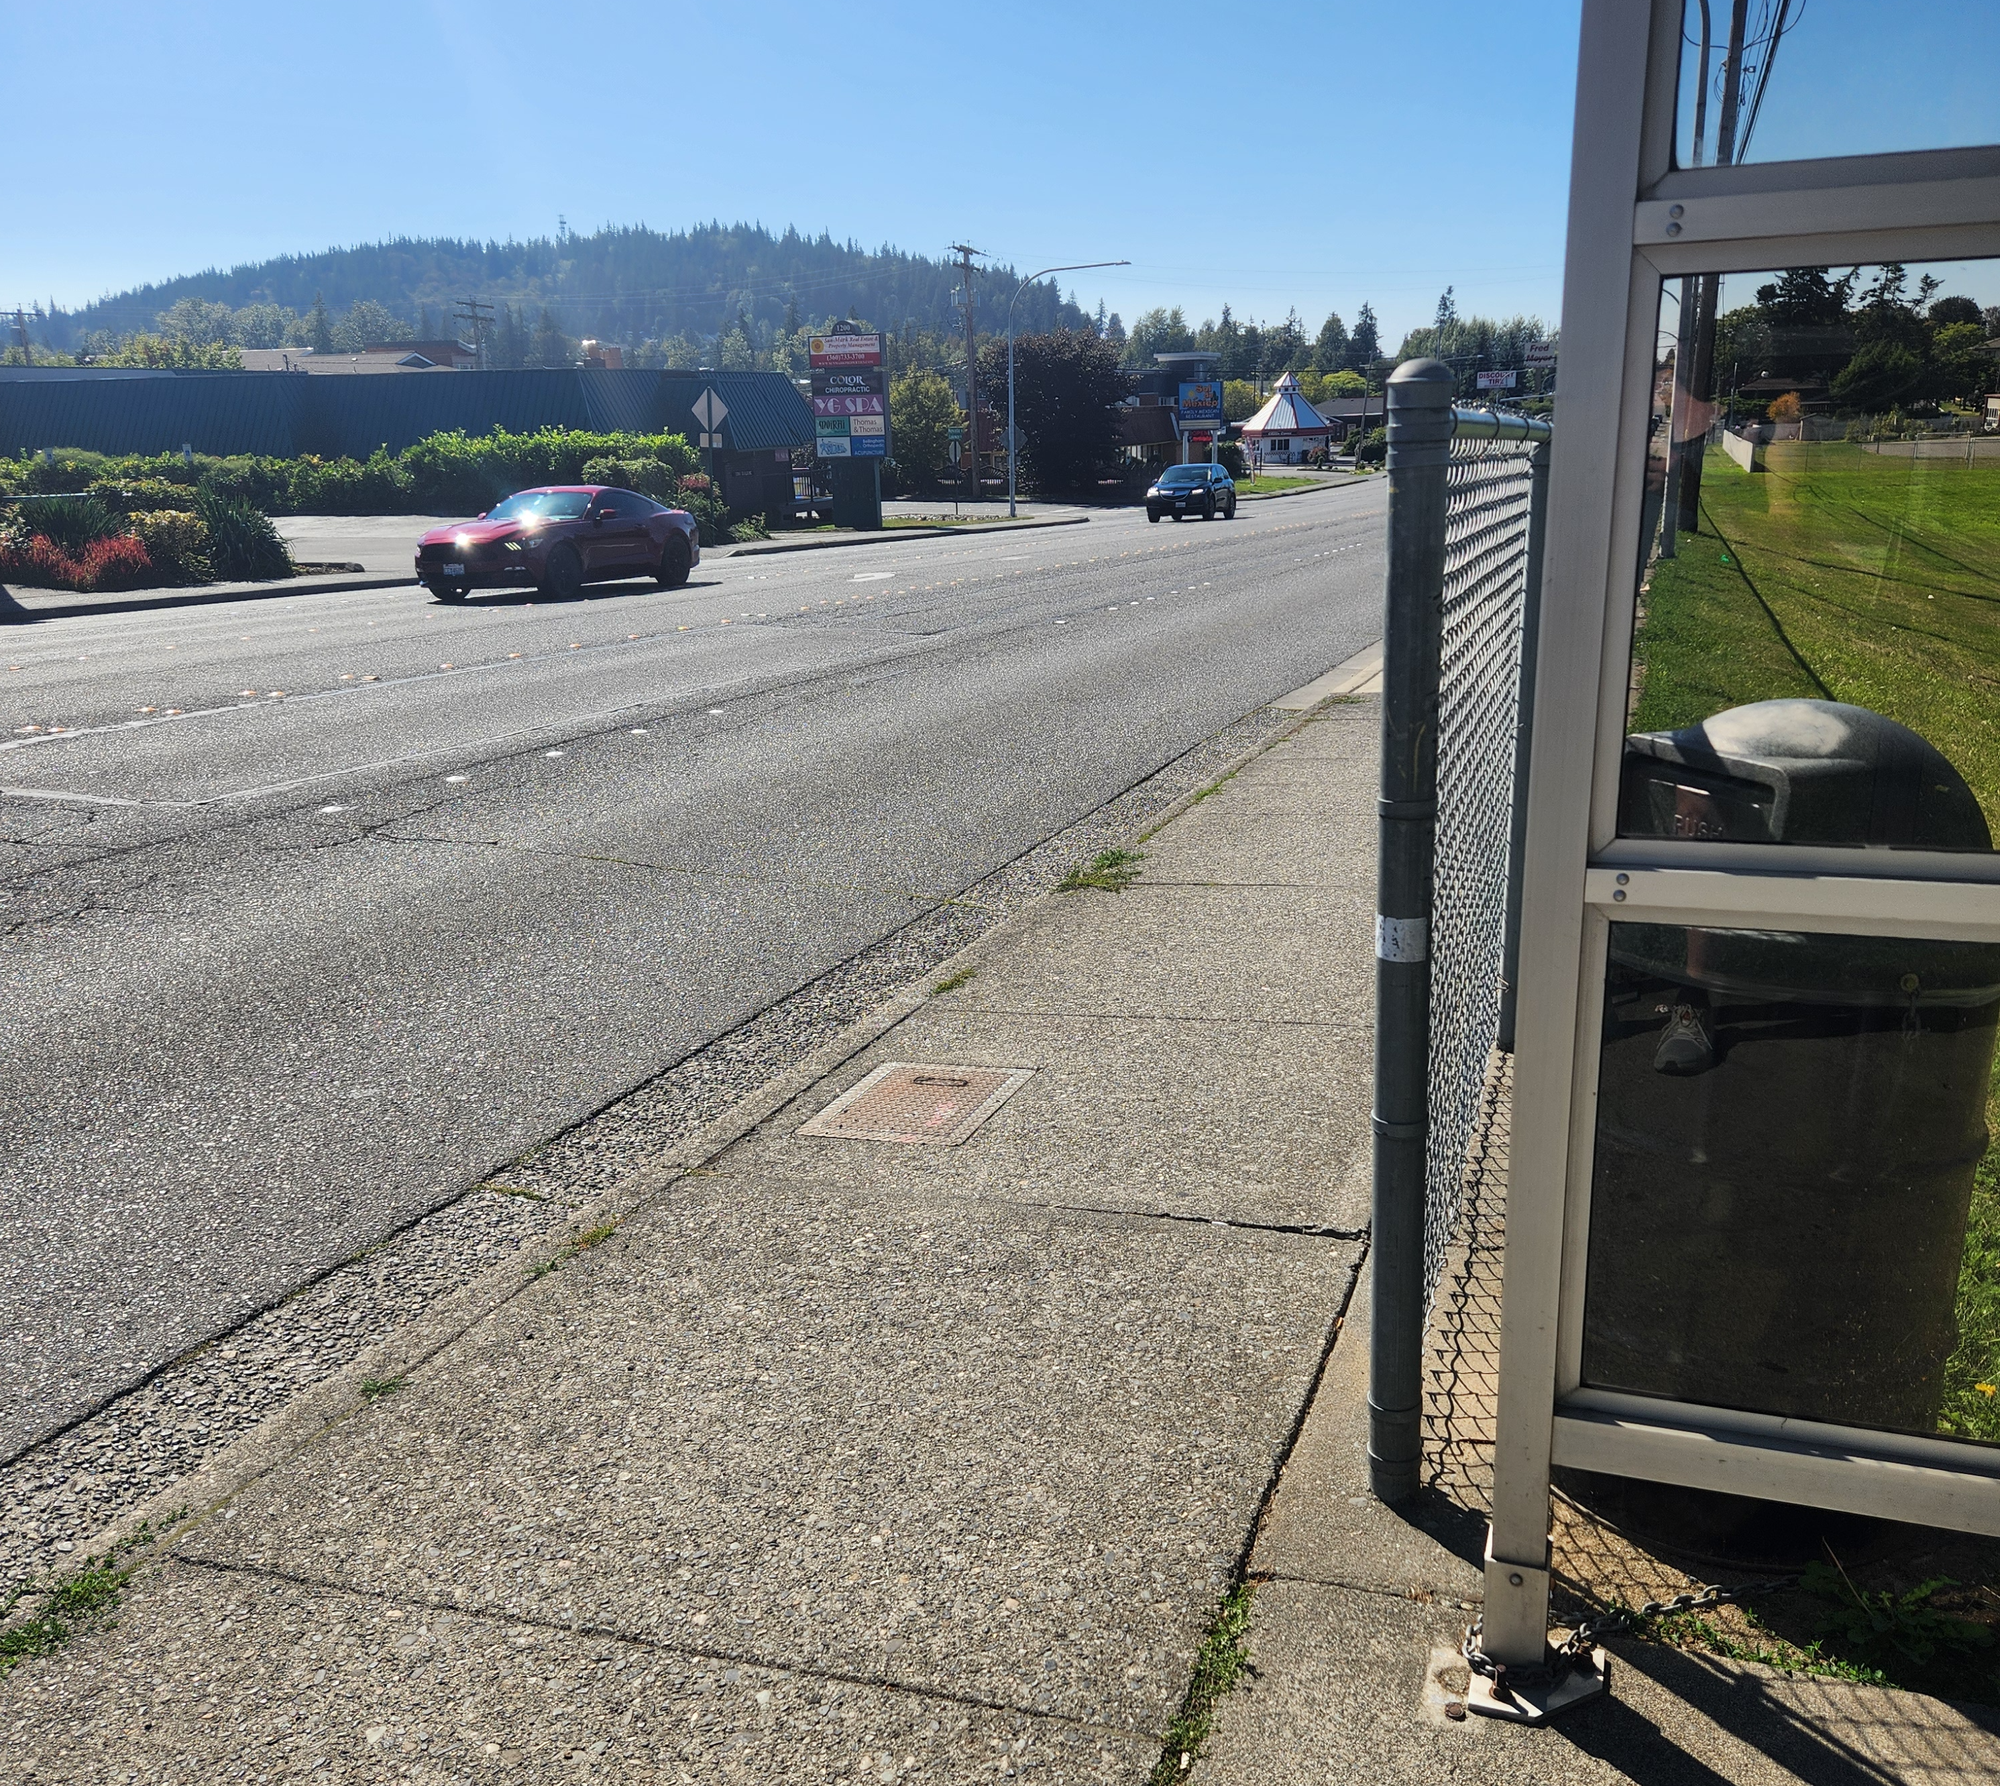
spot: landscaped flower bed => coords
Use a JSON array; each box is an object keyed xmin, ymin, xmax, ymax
[{"xmin": 0, "ymin": 531, "xmax": 154, "ymax": 592}]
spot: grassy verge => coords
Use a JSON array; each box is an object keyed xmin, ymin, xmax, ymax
[
  {"xmin": 1633, "ymin": 443, "xmax": 2000, "ymax": 1437},
  {"xmin": 1632, "ymin": 443, "xmax": 2000, "ymax": 837},
  {"xmin": 1236, "ymin": 476, "xmax": 1318, "ymax": 495}
]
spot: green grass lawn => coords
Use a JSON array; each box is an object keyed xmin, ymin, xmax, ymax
[
  {"xmin": 1632, "ymin": 442, "xmax": 2000, "ymax": 838},
  {"xmin": 1635, "ymin": 443, "xmax": 2000, "ymax": 1442},
  {"xmin": 1236, "ymin": 475, "xmax": 1318, "ymax": 495}
]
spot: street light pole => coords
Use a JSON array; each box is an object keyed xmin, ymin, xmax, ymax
[{"xmin": 1007, "ymin": 259, "xmax": 1130, "ymax": 518}]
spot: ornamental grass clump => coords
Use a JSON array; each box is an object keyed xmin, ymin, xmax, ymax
[
  {"xmin": 193, "ymin": 489, "xmax": 293, "ymax": 581},
  {"xmin": 15, "ymin": 493, "xmax": 122, "ymax": 554}
]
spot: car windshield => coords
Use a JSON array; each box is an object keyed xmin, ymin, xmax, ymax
[
  {"xmin": 1158, "ymin": 467, "xmax": 1206, "ymax": 485},
  {"xmin": 486, "ymin": 490, "xmax": 592, "ymax": 521}
]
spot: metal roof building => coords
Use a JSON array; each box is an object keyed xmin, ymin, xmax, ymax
[
  {"xmin": 0, "ymin": 367, "xmax": 813, "ymax": 462},
  {"xmin": 1235, "ymin": 372, "xmax": 1335, "ymax": 464}
]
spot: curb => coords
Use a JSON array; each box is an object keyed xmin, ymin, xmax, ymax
[
  {"xmin": 58, "ymin": 680, "xmax": 1351, "ymax": 1585},
  {"xmin": 1, "ymin": 570, "xmax": 415, "ymax": 624},
  {"xmin": 726, "ymin": 514, "xmax": 1089, "ymax": 556}
]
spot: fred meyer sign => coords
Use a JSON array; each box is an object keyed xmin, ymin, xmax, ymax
[
  {"xmin": 1178, "ymin": 381, "xmax": 1223, "ymax": 429},
  {"xmin": 811, "ymin": 330, "xmax": 888, "ymax": 457}
]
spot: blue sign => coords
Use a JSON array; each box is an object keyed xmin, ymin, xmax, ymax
[
  {"xmin": 849, "ymin": 433, "xmax": 887, "ymax": 456},
  {"xmin": 1178, "ymin": 380, "xmax": 1223, "ymax": 428}
]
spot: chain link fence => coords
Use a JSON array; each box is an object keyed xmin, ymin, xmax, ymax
[
  {"xmin": 1369, "ymin": 361, "xmax": 1551, "ymax": 1503},
  {"xmin": 1425, "ymin": 427, "xmax": 1547, "ymax": 1303}
]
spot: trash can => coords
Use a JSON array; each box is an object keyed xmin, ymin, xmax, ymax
[{"xmin": 1584, "ymin": 701, "xmax": 2000, "ymax": 1434}]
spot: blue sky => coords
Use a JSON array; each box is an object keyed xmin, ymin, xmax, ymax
[{"xmin": 7, "ymin": 1, "xmax": 1587, "ymax": 348}]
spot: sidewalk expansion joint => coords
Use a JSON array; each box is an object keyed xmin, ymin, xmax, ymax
[
  {"xmin": 169, "ymin": 1553, "xmax": 1149, "ymax": 1740},
  {"xmin": 1042, "ymin": 1203, "xmax": 1367, "ymax": 1244}
]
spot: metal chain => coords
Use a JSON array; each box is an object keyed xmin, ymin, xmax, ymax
[{"xmin": 1461, "ymin": 1580, "xmax": 1789, "ymax": 1689}]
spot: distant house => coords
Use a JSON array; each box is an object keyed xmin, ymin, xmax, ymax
[
  {"xmin": 1235, "ymin": 371, "xmax": 1333, "ymax": 465},
  {"xmin": 236, "ymin": 339, "xmax": 478, "ymax": 374},
  {"xmin": 1116, "ymin": 404, "xmax": 1181, "ymax": 468},
  {"xmin": 1318, "ymin": 394, "xmax": 1386, "ymax": 443}
]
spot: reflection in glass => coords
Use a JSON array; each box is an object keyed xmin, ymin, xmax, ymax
[
  {"xmin": 1675, "ymin": 1, "xmax": 1998, "ymax": 169},
  {"xmin": 1584, "ymin": 923, "xmax": 2000, "ymax": 1444},
  {"xmin": 1628, "ymin": 258, "xmax": 2000, "ymax": 850}
]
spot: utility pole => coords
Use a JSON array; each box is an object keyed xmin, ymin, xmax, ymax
[
  {"xmin": 951, "ymin": 244, "xmax": 984, "ymax": 502},
  {"xmin": 11, "ymin": 307, "xmax": 32, "ymax": 366},
  {"xmin": 454, "ymin": 297, "xmax": 496, "ymax": 370}
]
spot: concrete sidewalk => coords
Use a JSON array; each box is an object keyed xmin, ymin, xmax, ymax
[
  {"xmin": 11, "ymin": 673, "xmax": 1996, "ymax": 1783},
  {"xmin": 4, "ymin": 695, "xmax": 1380, "ymax": 1779}
]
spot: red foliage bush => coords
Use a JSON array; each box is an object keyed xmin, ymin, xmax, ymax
[{"xmin": 0, "ymin": 532, "xmax": 154, "ymax": 592}]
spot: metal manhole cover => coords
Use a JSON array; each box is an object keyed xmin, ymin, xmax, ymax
[{"xmin": 797, "ymin": 1061, "xmax": 1036, "ymax": 1146}]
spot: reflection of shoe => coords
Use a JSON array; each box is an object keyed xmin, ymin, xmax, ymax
[{"xmin": 1654, "ymin": 1003, "xmax": 1714, "ymax": 1075}]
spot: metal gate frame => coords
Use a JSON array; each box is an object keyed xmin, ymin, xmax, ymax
[{"xmin": 1485, "ymin": 0, "xmax": 2000, "ymax": 1667}]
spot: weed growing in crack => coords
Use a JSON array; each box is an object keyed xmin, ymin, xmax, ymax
[
  {"xmin": 1057, "ymin": 849, "xmax": 1144, "ymax": 894},
  {"xmin": 484, "ymin": 1180, "xmax": 548, "ymax": 1201},
  {"xmin": 1150, "ymin": 1581, "xmax": 1256, "ymax": 1782},
  {"xmin": 358, "ymin": 1376, "xmax": 406, "ymax": 1402},
  {"xmin": 529, "ymin": 1218, "xmax": 622, "ymax": 1279},
  {"xmin": 0, "ymin": 1513, "xmax": 183, "ymax": 1680},
  {"xmin": 931, "ymin": 967, "xmax": 978, "ymax": 995}
]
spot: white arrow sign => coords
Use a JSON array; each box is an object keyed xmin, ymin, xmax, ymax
[{"xmin": 691, "ymin": 387, "xmax": 729, "ymax": 431}]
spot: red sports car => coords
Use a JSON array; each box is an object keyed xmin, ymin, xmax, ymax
[{"xmin": 413, "ymin": 485, "xmax": 700, "ymax": 602}]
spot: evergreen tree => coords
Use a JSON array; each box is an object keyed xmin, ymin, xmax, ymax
[
  {"xmin": 307, "ymin": 291, "xmax": 334, "ymax": 356},
  {"xmin": 1312, "ymin": 311, "xmax": 1349, "ymax": 372},
  {"xmin": 531, "ymin": 307, "xmax": 571, "ymax": 367},
  {"xmin": 1105, "ymin": 313, "xmax": 1125, "ymax": 345},
  {"xmin": 1348, "ymin": 303, "xmax": 1379, "ymax": 370}
]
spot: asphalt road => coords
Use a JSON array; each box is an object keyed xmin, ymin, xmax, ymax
[{"xmin": 0, "ymin": 486, "xmax": 1386, "ymax": 1459}]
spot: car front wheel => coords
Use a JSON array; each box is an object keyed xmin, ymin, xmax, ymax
[
  {"xmin": 657, "ymin": 533, "xmax": 692, "ymax": 588},
  {"xmin": 1225, "ymin": 497, "xmax": 1237, "ymax": 519},
  {"xmin": 540, "ymin": 544, "xmax": 584, "ymax": 601},
  {"xmin": 1147, "ymin": 510, "xmax": 1160, "ymax": 523}
]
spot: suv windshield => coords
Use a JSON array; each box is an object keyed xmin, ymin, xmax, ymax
[
  {"xmin": 487, "ymin": 490, "xmax": 592, "ymax": 521},
  {"xmin": 1158, "ymin": 467, "xmax": 1207, "ymax": 485}
]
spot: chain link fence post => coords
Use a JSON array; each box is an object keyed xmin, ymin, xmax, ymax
[{"xmin": 1370, "ymin": 360, "xmax": 1454, "ymax": 1504}]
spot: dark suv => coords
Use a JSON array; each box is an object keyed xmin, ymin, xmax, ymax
[{"xmin": 1146, "ymin": 462, "xmax": 1236, "ymax": 522}]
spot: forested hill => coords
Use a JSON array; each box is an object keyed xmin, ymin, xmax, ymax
[{"xmin": 41, "ymin": 223, "xmax": 1090, "ymax": 361}]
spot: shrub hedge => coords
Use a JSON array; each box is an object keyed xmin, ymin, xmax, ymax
[{"xmin": 10, "ymin": 426, "xmax": 713, "ymax": 519}]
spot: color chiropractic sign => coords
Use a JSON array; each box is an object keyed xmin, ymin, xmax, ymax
[{"xmin": 810, "ymin": 329, "xmax": 889, "ymax": 458}]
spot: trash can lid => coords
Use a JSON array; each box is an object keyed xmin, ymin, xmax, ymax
[{"xmin": 1624, "ymin": 700, "xmax": 1991, "ymax": 851}]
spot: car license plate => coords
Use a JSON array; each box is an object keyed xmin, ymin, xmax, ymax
[{"xmin": 442, "ymin": 563, "xmax": 465, "ymax": 575}]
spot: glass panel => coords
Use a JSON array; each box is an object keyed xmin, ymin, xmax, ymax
[
  {"xmin": 1583, "ymin": 922, "xmax": 2000, "ymax": 1445},
  {"xmin": 1674, "ymin": 1, "xmax": 1998, "ymax": 168},
  {"xmin": 1626, "ymin": 258, "xmax": 2000, "ymax": 851}
]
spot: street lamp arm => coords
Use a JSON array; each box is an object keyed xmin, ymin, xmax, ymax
[{"xmin": 1006, "ymin": 260, "xmax": 1131, "ymax": 517}]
